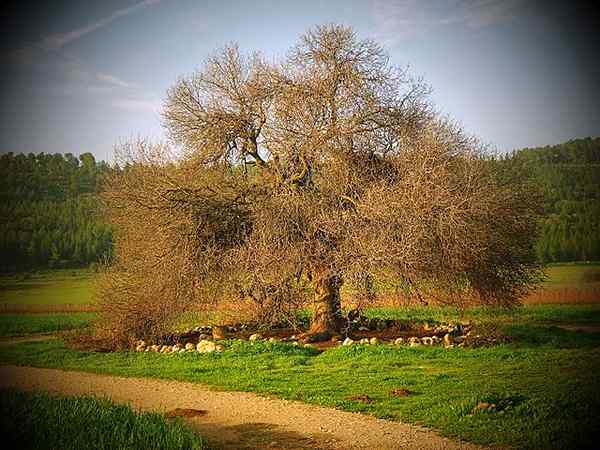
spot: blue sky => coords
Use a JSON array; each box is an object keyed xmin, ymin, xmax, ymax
[{"xmin": 1, "ymin": 0, "xmax": 598, "ymax": 161}]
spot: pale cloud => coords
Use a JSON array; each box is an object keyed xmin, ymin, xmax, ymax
[
  {"xmin": 41, "ymin": 0, "xmax": 161, "ymax": 51},
  {"xmin": 370, "ymin": 0, "xmax": 526, "ymax": 44},
  {"xmin": 112, "ymin": 98, "xmax": 162, "ymax": 114},
  {"xmin": 95, "ymin": 72, "xmax": 137, "ymax": 89}
]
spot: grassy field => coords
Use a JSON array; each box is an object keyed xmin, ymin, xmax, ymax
[
  {"xmin": 524, "ymin": 262, "xmax": 600, "ymax": 304},
  {"xmin": 1, "ymin": 263, "xmax": 599, "ymax": 308},
  {"xmin": 1, "ymin": 305, "xmax": 599, "ymax": 450},
  {"xmin": 0, "ymin": 389, "xmax": 204, "ymax": 450},
  {"xmin": 0, "ymin": 266, "xmax": 599, "ymax": 448},
  {"xmin": 541, "ymin": 262, "xmax": 600, "ymax": 288},
  {"xmin": 0, "ymin": 269, "xmax": 93, "ymax": 306},
  {"xmin": 0, "ymin": 313, "xmax": 96, "ymax": 337}
]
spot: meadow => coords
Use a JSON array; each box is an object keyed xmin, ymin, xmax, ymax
[
  {"xmin": 1, "ymin": 264, "xmax": 599, "ymax": 449},
  {"xmin": 0, "ymin": 269, "xmax": 93, "ymax": 309},
  {"xmin": 0, "ymin": 313, "xmax": 95, "ymax": 337}
]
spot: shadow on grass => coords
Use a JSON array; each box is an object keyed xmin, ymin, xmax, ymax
[{"xmin": 504, "ymin": 324, "xmax": 600, "ymax": 348}]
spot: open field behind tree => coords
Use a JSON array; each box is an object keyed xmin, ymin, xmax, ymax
[
  {"xmin": 0, "ymin": 269, "xmax": 93, "ymax": 308},
  {"xmin": 0, "ymin": 264, "xmax": 598, "ymax": 337},
  {"xmin": 0, "ymin": 313, "xmax": 95, "ymax": 338},
  {"xmin": 1, "ymin": 263, "xmax": 598, "ymax": 308}
]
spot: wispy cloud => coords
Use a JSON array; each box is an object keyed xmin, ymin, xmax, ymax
[
  {"xmin": 96, "ymin": 72, "xmax": 138, "ymax": 89},
  {"xmin": 112, "ymin": 98, "xmax": 162, "ymax": 114},
  {"xmin": 41, "ymin": 0, "xmax": 161, "ymax": 51},
  {"xmin": 5, "ymin": 1, "xmax": 161, "ymax": 114},
  {"xmin": 370, "ymin": 0, "xmax": 526, "ymax": 44}
]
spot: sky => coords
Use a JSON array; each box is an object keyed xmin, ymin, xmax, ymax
[{"xmin": 1, "ymin": 0, "xmax": 598, "ymax": 161}]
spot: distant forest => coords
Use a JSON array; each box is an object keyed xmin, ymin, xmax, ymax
[
  {"xmin": 0, "ymin": 137, "xmax": 598, "ymax": 271},
  {"xmin": 0, "ymin": 152, "xmax": 113, "ymax": 271},
  {"xmin": 503, "ymin": 137, "xmax": 600, "ymax": 262}
]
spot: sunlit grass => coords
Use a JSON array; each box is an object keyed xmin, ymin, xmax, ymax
[
  {"xmin": 2, "ymin": 316, "xmax": 599, "ymax": 449},
  {"xmin": 0, "ymin": 313, "xmax": 96, "ymax": 337},
  {"xmin": 0, "ymin": 269, "xmax": 93, "ymax": 305}
]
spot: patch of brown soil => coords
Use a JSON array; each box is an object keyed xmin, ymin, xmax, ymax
[
  {"xmin": 347, "ymin": 394, "xmax": 374, "ymax": 404},
  {"xmin": 165, "ymin": 408, "xmax": 208, "ymax": 418},
  {"xmin": 390, "ymin": 388, "xmax": 411, "ymax": 397}
]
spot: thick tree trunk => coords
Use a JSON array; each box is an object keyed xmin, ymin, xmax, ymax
[{"xmin": 305, "ymin": 270, "xmax": 343, "ymax": 342}]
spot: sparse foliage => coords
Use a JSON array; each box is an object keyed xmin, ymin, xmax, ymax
[{"xmin": 97, "ymin": 25, "xmax": 542, "ymax": 347}]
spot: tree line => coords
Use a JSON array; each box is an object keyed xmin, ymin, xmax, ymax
[
  {"xmin": 0, "ymin": 138, "xmax": 598, "ymax": 272},
  {"xmin": 500, "ymin": 136, "xmax": 600, "ymax": 262},
  {"xmin": 0, "ymin": 152, "xmax": 113, "ymax": 271}
]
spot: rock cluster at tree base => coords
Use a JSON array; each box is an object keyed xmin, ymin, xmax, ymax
[{"xmin": 130, "ymin": 319, "xmax": 508, "ymax": 353}]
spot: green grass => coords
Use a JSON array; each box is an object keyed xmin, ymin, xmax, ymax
[
  {"xmin": 0, "ymin": 269, "xmax": 93, "ymax": 305},
  {"xmin": 0, "ymin": 389, "xmax": 205, "ymax": 450},
  {"xmin": 0, "ymin": 313, "xmax": 96, "ymax": 337},
  {"xmin": 366, "ymin": 304, "xmax": 600, "ymax": 325},
  {"xmin": 0, "ymin": 266, "xmax": 599, "ymax": 448},
  {"xmin": 2, "ymin": 311, "xmax": 599, "ymax": 450},
  {"xmin": 542, "ymin": 263, "xmax": 600, "ymax": 288}
]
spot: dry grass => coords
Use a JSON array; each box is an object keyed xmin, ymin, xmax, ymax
[{"xmin": 523, "ymin": 286, "xmax": 600, "ymax": 305}]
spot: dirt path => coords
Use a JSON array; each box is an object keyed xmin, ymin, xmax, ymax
[{"xmin": 0, "ymin": 365, "xmax": 484, "ymax": 450}]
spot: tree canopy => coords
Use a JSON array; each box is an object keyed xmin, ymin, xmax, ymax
[{"xmin": 97, "ymin": 25, "xmax": 542, "ymax": 346}]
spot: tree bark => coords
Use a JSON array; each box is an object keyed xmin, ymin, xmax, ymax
[{"xmin": 305, "ymin": 269, "xmax": 343, "ymax": 341}]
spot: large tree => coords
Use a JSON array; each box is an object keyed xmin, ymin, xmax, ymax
[{"xmin": 98, "ymin": 25, "xmax": 541, "ymax": 346}]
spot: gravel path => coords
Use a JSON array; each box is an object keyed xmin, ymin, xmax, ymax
[{"xmin": 0, "ymin": 365, "xmax": 486, "ymax": 450}]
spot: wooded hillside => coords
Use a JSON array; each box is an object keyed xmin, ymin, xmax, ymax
[
  {"xmin": 505, "ymin": 137, "xmax": 600, "ymax": 262},
  {"xmin": 0, "ymin": 137, "xmax": 598, "ymax": 271},
  {"xmin": 0, "ymin": 152, "xmax": 113, "ymax": 271}
]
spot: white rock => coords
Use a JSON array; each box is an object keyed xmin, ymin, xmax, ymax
[
  {"xmin": 249, "ymin": 333, "xmax": 263, "ymax": 341},
  {"xmin": 408, "ymin": 337, "xmax": 421, "ymax": 347},
  {"xmin": 369, "ymin": 337, "xmax": 379, "ymax": 345},
  {"xmin": 342, "ymin": 337, "xmax": 355, "ymax": 346},
  {"xmin": 358, "ymin": 326, "xmax": 369, "ymax": 331},
  {"xmin": 443, "ymin": 334, "xmax": 454, "ymax": 346},
  {"xmin": 422, "ymin": 337, "xmax": 433, "ymax": 345},
  {"xmin": 268, "ymin": 337, "xmax": 279, "ymax": 343},
  {"xmin": 197, "ymin": 339, "xmax": 217, "ymax": 353},
  {"xmin": 360, "ymin": 338, "xmax": 370, "ymax": 344},
  {"xmin": 215, "ymin": 344, "xmax": 224, "ymax": 352},
  {"xmin": 185, "ymin": 343, "xmax": 195, "ymax": 350},
  {"xmin": 292, "ymin": 341, "xmax": 299, "ymax": 346},
  {"xmin": 178, "ymin": 349, "xmax": 187, "ymax": 354},
  {"xmin": 394, "ymin": 337, "xmax": 404, "ymax": 345}
]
